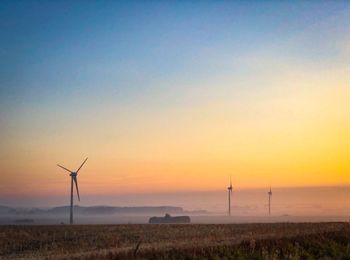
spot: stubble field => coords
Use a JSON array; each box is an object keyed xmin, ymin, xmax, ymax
[{"xmin": 1, "ymin": 222, "xmax": 350, "ymax": 259}]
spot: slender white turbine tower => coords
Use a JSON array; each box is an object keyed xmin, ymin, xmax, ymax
[
  {"xmin": 268, "ymin": 187, "xmax": 272, "ymax": 216},
  {"xmin": 57, "ymin": 157, "xmax": 88, "ymax": 224},
  {"xmin": 227, "ymin": 177, "xmax": 233, "ymax": 216}
]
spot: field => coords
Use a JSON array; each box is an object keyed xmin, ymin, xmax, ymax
[{"xmin": 1, "ymin": 222, "xmax": 350, "ymax": 259}]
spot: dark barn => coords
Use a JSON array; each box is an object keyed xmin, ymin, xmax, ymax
[{"xmin": 149, "ymin": 213, "xmax": 191, "ymax": 224}]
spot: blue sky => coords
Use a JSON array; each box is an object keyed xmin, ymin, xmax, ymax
[{"xmin": 2, "ymin": 1, "xmax": 348, "ymax": 104}]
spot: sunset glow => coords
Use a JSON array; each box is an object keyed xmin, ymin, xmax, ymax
[{"xmin": 1, "ymin": 1, "xmax": 350, "ymax": 202}]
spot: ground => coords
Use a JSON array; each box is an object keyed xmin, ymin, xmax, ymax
[{"xmin": 1, "ymin": 222, "xmax": 350, "ymax": 259}]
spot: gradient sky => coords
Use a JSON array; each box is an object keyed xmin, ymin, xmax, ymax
[{"xmin": 1, "ymin": 1, "xmax": 350, "ymax": 201}]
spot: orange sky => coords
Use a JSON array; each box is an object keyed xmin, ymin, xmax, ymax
[{"xmin": 2, "ymin": 68, "xmax": 350, "ymax": 196}]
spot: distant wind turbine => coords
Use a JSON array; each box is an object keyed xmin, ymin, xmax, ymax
[
  {"xmin": 227, "ymin": 177, "xmax": 233, "ymax": 216},
  {"xmin": 57, "ymin": 157, "xmax": 88, "ymax": 224},
  {"xmin": 268, "ymin": 187, "xmax": 272, "ymax": 216}
]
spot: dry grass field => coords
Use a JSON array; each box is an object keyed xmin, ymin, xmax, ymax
[{"xmin": 1, "ymin": 222, "xmax": 350, "ymax": 259}]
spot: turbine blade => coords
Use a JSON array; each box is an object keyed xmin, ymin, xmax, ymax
[
  {"xmin": 57, "ymin": 164, "xmax": 73, "ymax": 173},
  {"xmin": 73, "ymin": 176, "xmax": 80, "ymax": 201},
  {"xmin": 230, "ymin": 176, "xmax": 232, "ymax": 188},
  {"xmin": 76, "ymin": 157, "xmax": 88, "ymax": 173}
]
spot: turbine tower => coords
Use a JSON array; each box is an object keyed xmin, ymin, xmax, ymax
[
  {"xmin": 268, "ymin": 187, "xmax": 272, "ymax": 216},
  {"xmin": 227, "ymin": 177, "xmax": 233, "ymax": 216},
  {"xmin": 57, "ymin": 157, "xmax": 88, "ymax": 224}
]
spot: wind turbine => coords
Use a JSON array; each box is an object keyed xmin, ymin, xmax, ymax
[
  {"xmin": 227, "ymin": 177, "xmax": 233, "ymax": 216},
  {"xmin": 268, "ymin": 187, "xmax": 272, "ymax": 216},
  {"xmin": 57, "ymin": 157, "xmax": 88, "ymax": 224}
]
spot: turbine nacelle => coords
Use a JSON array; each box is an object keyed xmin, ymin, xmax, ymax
[{"xmin": 228, "ymin": 176, "xmax": 233, "ymax": 191}]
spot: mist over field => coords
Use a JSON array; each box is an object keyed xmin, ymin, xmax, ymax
[
  {"xmin": 1, "ymin": 186, "xmax": 350, "ymax": 225},
  {"xmin": 3, "ymin": 186, "xmax": 350, "ymax": 216}
]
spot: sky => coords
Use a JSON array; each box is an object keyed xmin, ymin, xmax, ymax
[{"xmin": 1, "ymin": 1, "xmax": 350, "ymax": 205}]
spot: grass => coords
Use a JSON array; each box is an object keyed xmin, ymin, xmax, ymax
[{"xmin": 1, "ymin": 222, "xmax": 349, "ymax": 259}]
